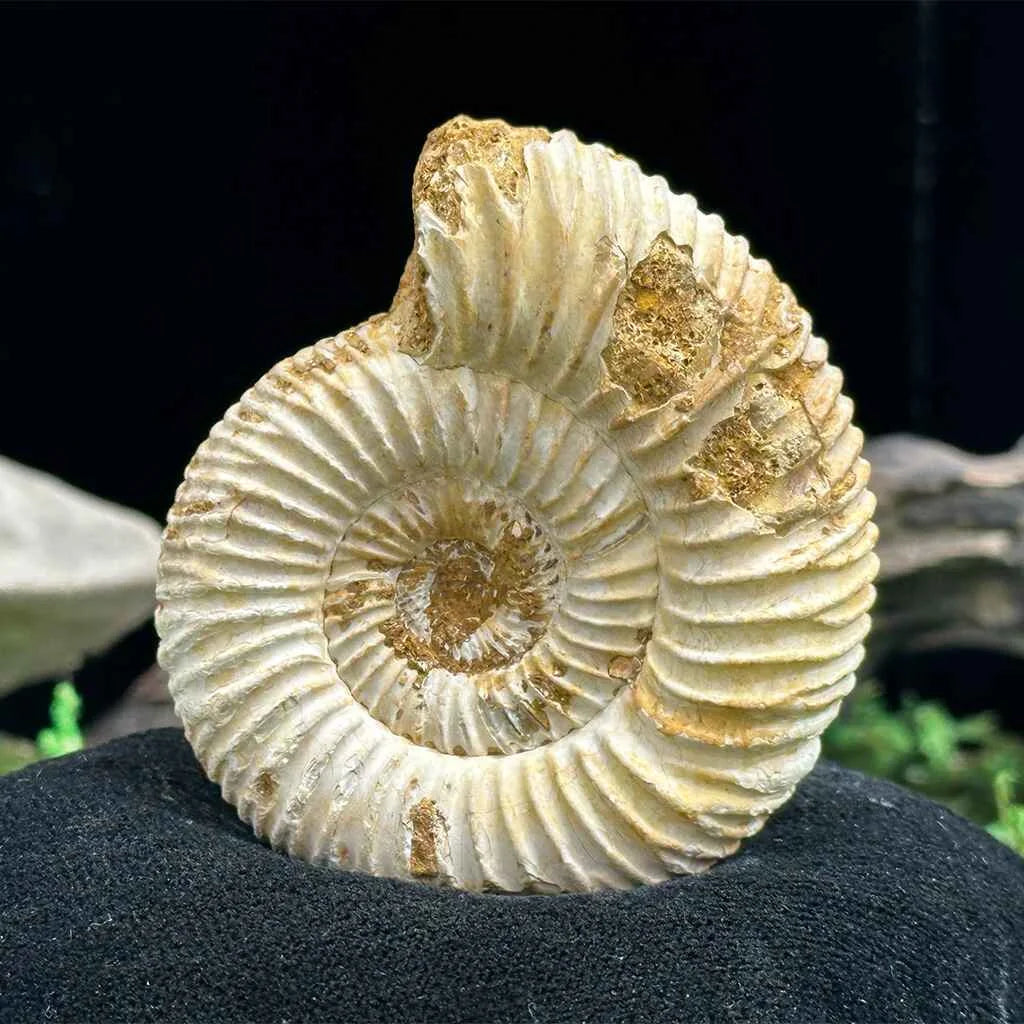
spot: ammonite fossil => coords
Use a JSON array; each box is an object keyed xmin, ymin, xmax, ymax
[{"xmin": 156, "ymin": 117, "xmax": 878, "ymax": 892}]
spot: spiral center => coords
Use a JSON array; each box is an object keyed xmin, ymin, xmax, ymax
[
  {"xmin": 381, "ymin": 512, "xmax": 558, "ymax": 673},
  {"xmin": 404, "ymin": 539, "xmax": 502, "ymax": 647}
]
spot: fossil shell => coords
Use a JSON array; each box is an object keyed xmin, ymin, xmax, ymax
[
  {"xmin": 156, "ymin": 117, "xmax": 878, "ymax": 892},
  {"xmin": 1, "ymin": 455, "xmax": 161, "ymax": 694}
]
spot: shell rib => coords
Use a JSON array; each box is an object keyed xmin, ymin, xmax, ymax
[{"xmin": 156, "ymin": 117, "xmax": 878, "ymax": 892}]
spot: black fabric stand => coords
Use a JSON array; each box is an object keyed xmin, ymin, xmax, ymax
[{"xmin": 1, "ymin": 728, "xmax": 1021, "ymax": 1024}]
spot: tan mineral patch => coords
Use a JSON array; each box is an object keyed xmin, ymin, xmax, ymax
[
  {"xmin": 175, "ymin": 499, "xmax": 216, "ymax": 517},
  {"xmin": 268, "ymin": 373, "xmax": 295, "ymax": 393},
  {"xmin": 608, "ymin": 655, "xmax": 642, "ymax": 681},
  {"xmin": 826, "ymin": 466, "xmax": 861, "ymax": 505},
  {"xmin": 379, "ymin": 521, "xmax": 555, "ymax": 674},
  {"xmin": 390, "ymin": 252, "xmax": 435, "ymax": 356},
  {"xmin": 760, "ymin": 279, "xmax": 807, "ymax": 358},
  {"xmin": 681, "ymin": 266, "xmax": 810, "ymax": 417},
  {"xmin": 252, "ymin": 769, "xmax": 278, "ymax": 804},
  {"xmin": 770, "ymin": 357, "xmax": 821, "ymax": 404},
  {"xmin": 633, "ymin": 686, "xmax": 764, "ymax": 749},
  {"xmin": 424, "ymin": 547, "xmax": 496, "ymax": 649},
  {"xmin": 409, "ymin": 797, "xmax": 444, "ymax": 877},
  {"xmin": 337, "ymin": 328, "xmax": 370, "ymax": 357},
  {"xmin": 686, "ymin": 355, "xmax": 831, "ymax": 514},
  {"xmin": 412, "ymin": 115, "xmax": 550, "ymax": 234},
  {"xmin": 604, "ymin": 233, "xmax": 723, "ymax": 411},
  {"xmin": 289, "ymin": 348, "xmax": 338, "ymax": 378},
  {"xmin": 688, "ymin": 409, "xmax": 818, "ymax": 511},
  {"xmin": 526, "ymin": 672, "xmax": 573, "ymax": 717},
  {"xmin": 323, "ymin": 578, "xmax": 395, "ymax": 621},
  {"xmin": 525, "ymin": 699, "xmax": 551, "ymax": 732}
]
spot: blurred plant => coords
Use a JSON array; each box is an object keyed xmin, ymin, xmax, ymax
[
  {"xmin": 0, "ymin": 679, "xmax": 85, "ymax": 773},
  {"xmin": 35, "ymin": 680, "xmax": 84, "ymax": 758},
  {"xmin": 824, "ymin": 680, "xmax": 1024, "ymax": 856},
  {"xmin": 987, "ymin": 771, "xmax": 1024, "ymax": 856}
]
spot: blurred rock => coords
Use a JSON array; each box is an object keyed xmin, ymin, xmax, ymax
[
  {"xmin": 86, "ymin": 663, "xmax": 177, "ymax": 745},
  {"xmin": 0, "ymin": 455, "xmax": 162, "ymax": 695}
]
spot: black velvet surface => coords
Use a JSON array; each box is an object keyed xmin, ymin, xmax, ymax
[{"xmin": 1, "ymin": 728, "xmax": 1021, "ymax": 1024}]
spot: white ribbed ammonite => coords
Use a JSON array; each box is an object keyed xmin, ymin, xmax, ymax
[{"xmin": 156, "ymin": 117, "xmax": 879, "ymax": 892}]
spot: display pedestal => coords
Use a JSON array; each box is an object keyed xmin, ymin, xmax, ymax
[{"xmin": 2, "ymin": 728, "xmax": 1021, "ymax": 1023}]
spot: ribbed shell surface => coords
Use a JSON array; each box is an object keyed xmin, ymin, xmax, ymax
[{"xmin": 156, "ymin": 118, "xmax": 878, "ymax": 892}]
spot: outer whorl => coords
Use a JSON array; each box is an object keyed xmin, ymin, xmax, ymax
[{"xmin": 156, "ymin": 117, "xmax": 878, "ymax": 892}]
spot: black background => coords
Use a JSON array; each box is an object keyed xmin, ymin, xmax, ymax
[{"xmin": 2, "ymin": 2, "xmax": 1022, "ymax": 734}]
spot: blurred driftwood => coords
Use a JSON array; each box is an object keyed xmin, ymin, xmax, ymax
[{"xmin": 865, "ymin": 433, "xmax": 1024, "ymax": 672}]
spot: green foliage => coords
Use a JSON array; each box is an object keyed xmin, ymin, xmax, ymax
[
  {"xmin": 35, "ymin": 680, "xmax": 84, "ymax": 759},
  {"xmin": 0, "ymin": 680, "xmax": 86, "ymax": 775},
  {"xmin": 987, "ymin": 771, "xmax": 1024, "ymax": 856},
  {"xmin": 824, "ymin": 681, "xmax": 1024, "ymax": 855}
]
